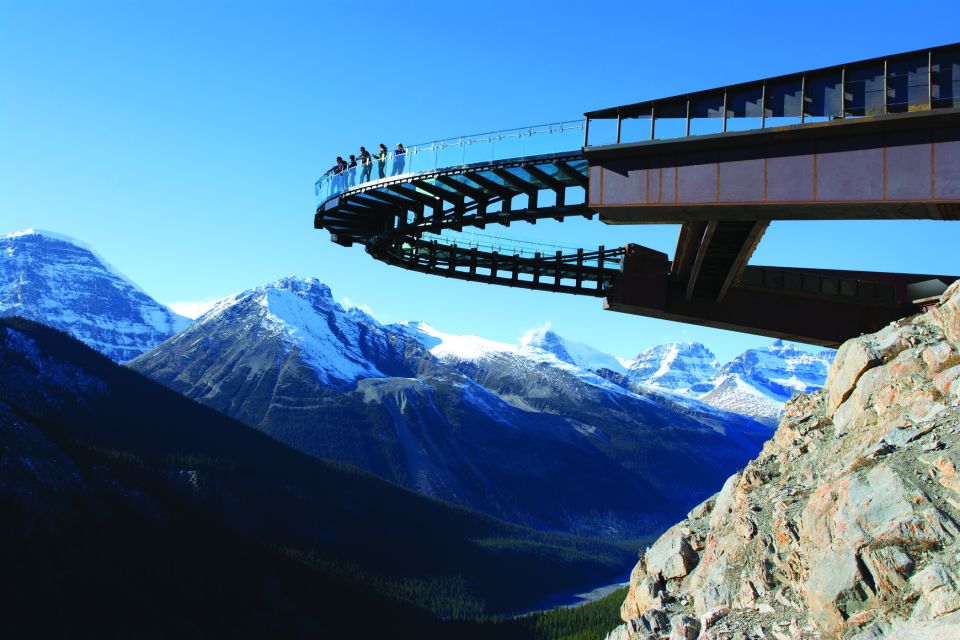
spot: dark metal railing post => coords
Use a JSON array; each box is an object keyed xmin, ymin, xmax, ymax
[
  {"xmin": 575, "ymin": 249, "xmax": 584, "ymax": 290},
  {"xmin": 597, "ymin": 246, "xmax": 605, "ymax": 291},
  {"xmin": 883, "ymin": 60, "xmax": 889, "ymax": 115},
  {"xmin": 800, "ymin": 74, "xmax": 806, "ymax": 123},
  {"xmin": 554, "ymin": 251, "xmax": 562, "ymax": 291},
  {"xmin": 760, "ymin": 82, "xmax": 767, "ymax": 127},
  {"xmin": 840, "ymin": 67, "xmax": 846, "ymax": 118},
  {"xmin": 616, "ymin": 112, "xmax": 622, "ymax": 144},
  {"xmin": 722, "ymin": 90, "xmax": 728, "ymax": 132}
]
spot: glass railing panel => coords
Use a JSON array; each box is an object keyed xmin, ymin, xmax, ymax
[
  {"xmin": 688, "ymin": 117, "xmax": 724, "ymax": 136},
  {"xmin": 724, "ymin": 117, "xmax": 766, "ymax": 132},
  {"xmin": 618, "ymin": 117, "xmax": 651, "ymax": 143},
  {"xmin": 316, "ymin": 120, "xmax": 586, "ymax": 204},
  {"xmin": 652, "ymin": 118, "xmax": 688, "ymax": 140}
]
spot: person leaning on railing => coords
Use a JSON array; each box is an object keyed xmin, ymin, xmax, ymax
[
  {"xmin": 347, "ymin": 154, "xmax": 358, "ymax": 188},
  {"xmin": 327, "ymin": 156, "xmax": 347, "ymax": 194},
  {"xmin": 358, "ymin": 146, "xmax": 373, "ymax": 183},
  {"xmin": 391, "ymin": 143, "xmax": 406, "ymax": 176},
  {"xmin": 376, "ymin": 143, "xmax": 388, "ymax": 179}
]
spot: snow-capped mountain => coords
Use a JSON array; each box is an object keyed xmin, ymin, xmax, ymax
[
  {"xmin": 624, "ymin": 342, "xmax": 720, "ymax": 393},
  {"xmin": 519, "ymin": 324, "xmax": 629, "ymax": 374},
  {"xmin": 132, "ymin": 276, "xmax": 773, "ymax": 538},
  {"xmin": 0, "ymin": 229, "xmax": 190, "ymax": 362},
  {"xmin": 619, "ymin": 339, "xmax": 834, "ymax": 425},
  {"xmin": 718, "ymin": 339, "xmax": 834, "ymax": 399},
  {"xmin": 699, "ymin": 341, "xmax": 834, "ymax": 424}
]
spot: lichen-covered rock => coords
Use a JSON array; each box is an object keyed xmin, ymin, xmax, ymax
[{"xmin": 609, "ymin": 283, "xmax": 960, "ymax": 639}]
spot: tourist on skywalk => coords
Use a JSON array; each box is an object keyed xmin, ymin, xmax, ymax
[
  {"xmin": 376, "ymin": 143, "xmax": 388, "ymax": 179},
  {"xmin": 347, "ymin": 154, "xmax": 358, "ymax": 188},
  {"xmin": 331, "ymin": 156, "xmax": 347, "ymax": 194},
  {"xmin": 358, "ymin": 146, "xmax": 373, "ymax": 183},
  {"xmin": 391, "ymin": 143, "xmax": 406, "ymax": 176}
]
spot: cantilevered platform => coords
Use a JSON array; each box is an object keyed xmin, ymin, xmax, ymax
[{"xmin": 315, "ymin": 43, "xmax": 960, "ymax": 347}]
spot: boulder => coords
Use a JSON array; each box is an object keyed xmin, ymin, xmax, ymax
[
  {"xmin": 910, "ymin": 562, "xmax": 960, "ymax": 620},
  {"xmin": 826, "ymin": 339, "xmax": 881, "ymax": 417},
  {"xmin": 645, "ymin": 527, "xmax": 698, "ymax": 581},
  {"xmin": 668, "ymin": 614, "xmax": 699, "ymax": 640}
]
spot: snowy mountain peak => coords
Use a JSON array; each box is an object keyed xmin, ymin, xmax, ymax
[
  {"xmin": 520, "ymin": 324, "xmax": 627, "ymax": 374},
  {"xmin": 269, "ymin": 275, "xmax": 334, "ymax": 301},
  {"xmin": 169, "ymin": 276, "xmax": 409, "ymax": 389},
  {"xmin": 626, "ymin": 342, "xmax": 719, "ymax": 392},
  {"xmin": 1, "ymin": 229, "xmax": 190, "ymax": 362}
]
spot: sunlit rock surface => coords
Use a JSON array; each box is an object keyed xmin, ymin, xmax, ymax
[{"xmin": 607, "ymin": 282, "xmax": 960, "ymax": 640}]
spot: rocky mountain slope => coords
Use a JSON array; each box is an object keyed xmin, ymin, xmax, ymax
[
  {"xmin": 0, "ymin": 229, "xmax": 189, "ymax": 361},
  {"xmin": 131, "ymin": 277, "xmax": 773, "ymax": 539},
  {"xmin": 606, "ymin": 283, "xmax": 960, "ymax": 639}
]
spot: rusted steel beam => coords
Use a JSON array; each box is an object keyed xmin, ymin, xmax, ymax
[
  {"xmin": 586, "ymin": 108, "xmax": 960, "ymax": 224},
  {"xmin": 671, "ymin": 222, "xmax": 707, "ymax": 281},
  {"xmin": 685, "ymin": 221, "xmax": 717, "ymax": 300},
  {"xmin": 715, "ymin": 220, "xmax": 769, "ymax": 302},
  {"xmin": 605, "ymin": 244, "xmax": 957, "ymax": 346},
  {"xmin": 554, "ymin": 161, "xmax": 589, "ymax": 187}
]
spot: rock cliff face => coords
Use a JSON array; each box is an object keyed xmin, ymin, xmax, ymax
[{"xmin": 607, "ymin": 282, "xmax": 960, "ymax": 640}]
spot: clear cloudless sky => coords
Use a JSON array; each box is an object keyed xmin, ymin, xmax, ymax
[{"xmin": 2, "ymin": 0, "xmax": 959, "ymax": 363}]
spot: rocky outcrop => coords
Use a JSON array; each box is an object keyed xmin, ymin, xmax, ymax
[{"xmin": 607, "ymin": 282, "xmax": 960, "ymax": 640}]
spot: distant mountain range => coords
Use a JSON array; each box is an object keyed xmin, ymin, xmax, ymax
[
  {"xmin": 128, "ymin": 277, "xmax": 772, "ymax": 538},
  {"xmin": 1, "ymin": 228, "xmax": 833, "ymax": 538}
]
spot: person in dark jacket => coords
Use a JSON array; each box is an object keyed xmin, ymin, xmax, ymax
[{"xmin": 358, "ymin": 146, "xmax": 373, "ymax": 183}]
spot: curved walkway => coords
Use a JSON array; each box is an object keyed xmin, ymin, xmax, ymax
[{"xmin": 315, "ymin": 151, "xmax": 624, "ymax": 297}]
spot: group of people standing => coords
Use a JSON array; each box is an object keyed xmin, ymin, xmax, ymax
[{"xmin": 328, "ymin": 143, "xmax": 407, "ymax": 193}]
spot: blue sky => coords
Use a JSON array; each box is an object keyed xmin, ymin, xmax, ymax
[{"xmin": 2, "ymin": 0, "xmax": 958, "ymax": 363}]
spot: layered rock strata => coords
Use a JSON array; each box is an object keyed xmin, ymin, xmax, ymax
[{"xmin": 607, "ymin": 282, "xmax": 960, "ymax": 640}]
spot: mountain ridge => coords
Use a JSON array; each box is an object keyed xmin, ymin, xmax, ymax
[{"xmin": 131, "ymin": 275, "xmax": 774, "ymax": 539}]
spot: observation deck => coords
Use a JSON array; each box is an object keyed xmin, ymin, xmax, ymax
[{"xmin": 315, "ymin": 43, "xmax": 960, "ymax": 347}]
